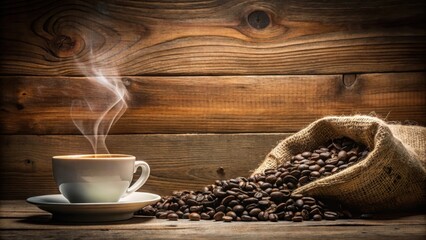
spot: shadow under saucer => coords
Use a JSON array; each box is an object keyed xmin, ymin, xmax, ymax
[{"xmin": 19, "ymin": 214, "xmax": 156, "ymax": 226}]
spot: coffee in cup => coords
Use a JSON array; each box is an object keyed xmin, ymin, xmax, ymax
[{"xmin": 52, "ymin": 154, "xmax": 150, "ymax": 203}]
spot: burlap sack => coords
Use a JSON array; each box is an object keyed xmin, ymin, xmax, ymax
[{"xmin": 253, "ymin": 116, "xmax": 426, "ymax": 213}]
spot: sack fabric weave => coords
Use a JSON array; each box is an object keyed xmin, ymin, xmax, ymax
[{"xmin": 253, "ymin": 116, "xmax": 426, "ymax": 212}]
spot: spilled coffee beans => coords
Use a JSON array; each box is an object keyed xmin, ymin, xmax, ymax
[{"xmin": 138, "ymin": 137, "xmax": 369, "ymax": 222}]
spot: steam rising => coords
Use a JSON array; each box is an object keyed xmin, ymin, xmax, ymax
[{"xmin": 71, "ymin": 65, "xmax": 128, "ymax": 154}]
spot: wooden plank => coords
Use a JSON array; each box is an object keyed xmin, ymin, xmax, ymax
[
  {"xmin": 1, "ymin": 227, "xmax": 425, "ymax": 240},
  {"xmin": 0, "ymin": 201, "xmax": 425, "ymax": 240},
  {"xmin": 1, "ymin": 201, "xmax": 424, "ymax": 240},
  {"xmin": 1, "ymin": 73, "xmax": 425, "ymax": 134},
  {"xmin": 1, "ymin": 0, "xmax": 425, "ymax": 75},
  {"xmin": 0, "ymin": 134, "xmax": 288, "ymax": 199}
]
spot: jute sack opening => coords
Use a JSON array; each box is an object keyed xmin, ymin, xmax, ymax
[{"xmin": 253, "ymin": 116, "xmax": 426, "ymax": 213}]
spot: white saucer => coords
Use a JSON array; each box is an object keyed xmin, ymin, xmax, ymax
[{"xmin": 26, "ymin": 192, "xmax": 161, "ymax": 222}]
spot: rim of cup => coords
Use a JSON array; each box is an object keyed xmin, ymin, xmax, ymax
[{"xmin": 52, "ymin": 154, "xmax": 135, "ymax": 160}]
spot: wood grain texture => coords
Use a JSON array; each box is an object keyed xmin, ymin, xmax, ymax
[
  {"xmin": 1, "ymin": 73, "xmax": 425, "ymax": 134},
  {"xmin": 1, "ymin": 0, "xmax": 425, "ymax": 75},
  {"xmin": 2, "ymin": 227, "xmax": 425, "ymax": 240},
  {"xmin": 0, "ymin": 202, "xmax": 425, "ymax": 240},
  {"xmin": 0, "ymin": 134, "xmax": 288, "ymax": 199}
]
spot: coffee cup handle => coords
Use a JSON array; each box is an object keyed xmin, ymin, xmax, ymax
[{"xmin": 124, "ymin": 161, "xmax": 150, "ymax": 196}]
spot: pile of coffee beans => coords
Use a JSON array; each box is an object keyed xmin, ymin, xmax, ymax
[{"xmin": 138, "ymin": 137, "xmax": 369, "ymax": 222}]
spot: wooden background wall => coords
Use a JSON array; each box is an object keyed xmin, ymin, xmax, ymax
[{"xmin": 0, "ymin": 0, "xmax": 425, "ymax": 199}]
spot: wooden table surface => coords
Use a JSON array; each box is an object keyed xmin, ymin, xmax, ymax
[{"xmin": 0, "ymin": 201, "xmax": 425, "ymax": 240}]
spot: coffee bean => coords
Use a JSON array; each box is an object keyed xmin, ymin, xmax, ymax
[
  {"xmin": 196, "ymin": 194, "xmax": 204, "ymax": 202},
  {"xmin": 298, "ymin": 164, "xmax": 309, "ymax": 171},
  {"xmin": 140, "ymin": 136, "xmax": 369, "ymax": 223},
  {"xmin": 175, "ymin": 210, "xmax": 184, "ymax": 218},
  {"xmin": 177, "ymin": 199, "xmax": 186, "ymax": 206},
  {"xmin": 306, "ymin": 160, "xmax": 316, "ymax": 166},
  {"xmin": 325, "ymin": 158, "xmax": 338, "ymax": 165},
  {"xmin": 290, "ymin": 170, "xmax": 301, "ymax": 178},
  {"xmin": 265, "ymin": 175, "xmax": 277, "ymax": 184},
  {"xmin": 213, "ymin": 211, "xmax": 225, "ymax": 221},
  {"xmin": 228, "ymin": 183, "xmax": 239, "ymax": 189},
  {"xmin": 233, "ymin": 205, "xmax": 245, "ymax": 215},
  {"xmin": 309, "ymin": 165, "xmax": 321, "ymax": 171},
  {"xmin": 300, "ymin": 169, "xmax": 310, "ymax": 176},
  {"xmin": 158, "ymin": 212, "xmax": 168, "ymax": 219},
  {"xmin": 295, "ymin": 199, "xmax": 304, "ymax": 208},
  {"xmin": 215, "ymin": 205, "xmax": 226, "ymax": 212},
  {"xmin": 302, "ymin": 204, "xmax": 311, "ymax": 211},
  {"xmin": 298, "ymin": 176, "xmax": 309, "ymax": 185},
  {"xmin": 226, "ymin": 211, "xmax": 237, "ymax": 220},
  {"xmin": 309, "ymin": 208, "xmax": 321, "ymax": 217},
  {"xmin": 286, "ymin": 204, "xmax": 296, "ymax": 212},
  {"xmin": 243, "ymin": 197, "xmax": 258, "ymax": 205},
  {"xmin": 316, "ymin": 159, "xmax": 325, "ymax": 167},
  {"xmin": 282, "ymin": 175, "xmax": 298, "ymax": 184},
  {"xmin": 222, "ymin": 216, "xmax": 233, "ymax": 222},
  {"xmin": 228, "ymin": 200, "xmax": 239, "ymax": 208},
  {"xmin": 245, "ymin": 203, "xmax": 258, "ymax": 211},
  {"xmin": 213, "ymin": 189, "xmax": 227, "ymax": 198},
  {"xmin": 237, "ymin": 194, "xmax": 249, "ymax": 201},
  {"xmin": 226, "ymin": 190, "xmax": 238, "ymax": 196},
  {"xmin": 320, "ymin": 147, "xmax": 329, "ymax": 152},
  {"xmin": 270, "ymin": 191, "xmax": 284, "ymax": 203},
  {"xmin": 200, "ymin": 212, "xmax": 210, "ymax": 220},
  {"xmin": 347, "ymin": 150, "xmax": 357, "ymax": 158},
  {"xmin": 339, "ymin": 164, "xmax": 348, "ymax": 169},
  {"xmin": 260, "ymin": 182, "xmax": 272, "ymax": 190},
  {"xmin": 319, "ymin": 152, "xmax": 331, "ymax": 159},
  {"xmin": 221, "ymin": 195, "xmax": 236, "ymax": 206},
  {"xmin": 249, "ymin": 208, "xmax": 262, "ymax": 217},
  {"xmin": 276, "ymin": 211, "xmax": 285, "ymax": 219},
  {"xmin": 287, "ymin": 182, "xmax": 296, "ymax": 189},
  {"xmin": 302, "ymin": 197, "xmax": 316, "ymax": 205},
  {"xmin": 258, "ymin": 211, "xmax": 269, "ymax": 221},
  {"xmin": 310, "ymin": 153, "xmax": 320, "ymax": 160},
  {"xmin": 189, "ymin": 213, "xmax": 201, "ymax": 221},
  {"xmin": 302, "ymin": 152, "xmax": 312, "ymax": 158},
  {"xmin": 338, "ymin": 150, "xmax": 348, "ymax": 160},
  {"xmin": 324, "ymin": 211, "xmax": 338, "ymax": 220},
  {"xmin": 189, "ymin": 205, "xmax": 203, "ymax": 212},
  {"xmin": 259, "ymin": 200, "xmax": 271, "ymax": 209},
  {"xmin": 170, "ymin": 202, "xmax": 179, "ymax": 211},
  {"xmin": 241, "ymin": 215, "xmax": 252, "ymax": 221},
  {"xmin": 275, "ymin": 203, "xmax": 286, "ymax": 213},
  {"xmin": 313, "ymin": 214, "xmax": 322, "ymax": 221},
  {"xmin": 186, "ymin": 199, "xmax": 198, "ymax": 206},
  {"xmin": 269, "ymin": 213, "xmax": 278, "ymax": 222},
  {"xmin": 324, "ymin": 164, "xmax": 335, "ymax": 171},
  {"xmin": 310, "ymin": 171, "xmax": 320, "ymax": 178},
  {"xmin": 167, "ymin": 212, "xmax": 178, "ymax": 221}
]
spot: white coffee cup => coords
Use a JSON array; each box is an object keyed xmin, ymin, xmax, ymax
[{"xmin": 52, "ymin": 154, "xmax": 150, "ymax": 203}]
